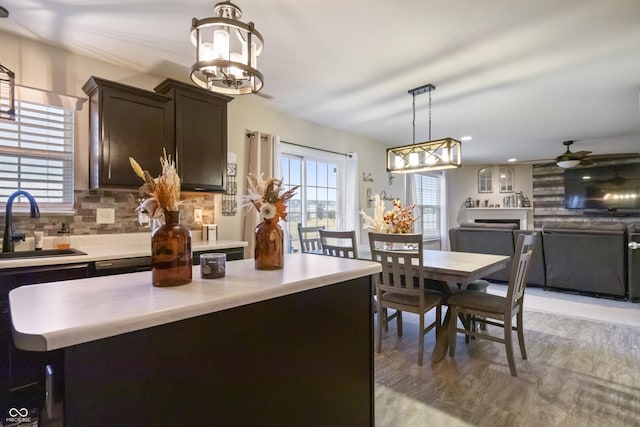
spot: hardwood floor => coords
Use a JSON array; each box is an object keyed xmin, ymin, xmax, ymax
[
  {"xmin": 374, "ymin": 285, "xmax": 640, "ymax": 427},
  {"xmin": 491, "ymin": 284, "xmax": 640, "ymax": 328}
]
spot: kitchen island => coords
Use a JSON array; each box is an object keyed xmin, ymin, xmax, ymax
[{"xmin": 10, "ymin": 253, "xmax": 380, "ymax": 426}]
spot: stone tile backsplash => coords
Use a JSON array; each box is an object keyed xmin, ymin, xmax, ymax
[{"xmin": 2, "ymin": 189, "xmax": 215, "ymax": 237}]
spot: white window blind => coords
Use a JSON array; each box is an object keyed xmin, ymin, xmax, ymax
[
  {"xmin": 414, "ymin": 173, "xmax": 441, "ymax": 241},
  {"xmin": 0, "ymin": 99, "xmax": 74, "ymax": 210}
]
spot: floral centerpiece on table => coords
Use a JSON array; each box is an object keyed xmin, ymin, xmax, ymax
[
  {"xmin": 244, "ymin": 173, "xmax": 299, "ymax": 223},
  {"xmin": 360, "ymin": 194, "xmax": 387, "ymax": 232},
  {"xmin": 360, "ymin": 195, "xmax": 417, "ymax": 233},
  {"xmin": 129, "ymin": 149, "xmax": 181, "ymax": 219},
  {"xmin": 384, "ymin": 199, "xmax": 417, "ymax": 233}
]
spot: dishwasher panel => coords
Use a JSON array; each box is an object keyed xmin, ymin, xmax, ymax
[{"xmin": 93, "ymin": 257, "xmax": 152, "ymax": 276}]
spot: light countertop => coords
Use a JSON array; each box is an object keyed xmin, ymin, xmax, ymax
[
  {"xmin": 9, "ymin": 253, "xmax": 381, "ymax": 352},
  {"xmin": 0, "ymin": 232, "xmax": 247, "ymax": 269}
]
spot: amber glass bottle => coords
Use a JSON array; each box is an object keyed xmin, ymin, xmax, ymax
[
  {"xmin": 151, "ymin": 211, "xmax": 192, "ymax": 286},
  {"xmin": 254, "ymin": 218, "xmax": 284, "ymax": 270}
]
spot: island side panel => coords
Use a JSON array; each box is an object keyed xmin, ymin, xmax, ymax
[{"xmin": 64, "ymin": 276, "xmax": 374, "ymax": 426}]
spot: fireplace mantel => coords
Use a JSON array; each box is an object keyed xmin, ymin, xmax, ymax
[{"xmin": 463, "ymin": 208, "xmax": 532, "ymax": 230}]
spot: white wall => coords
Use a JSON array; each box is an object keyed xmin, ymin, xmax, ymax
[
  {"xmin": 1, "ymin": 30, "xmax": 403, "ymax": 241},
  {"xmin": 222, "ymin": 95, "xmax": 404, "ymax": 241},
  {"xmin": 2, "ymin": 31, "xmax": 535, "ymax": 242},
  {"xmin": 446, "ymin": 164, "xmax": 533, "ymax": 229}
]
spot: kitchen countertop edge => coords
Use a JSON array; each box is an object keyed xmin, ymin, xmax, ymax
[{"xmin": 9, "ymin": 254, "xmax": 381, "ymax": 351}]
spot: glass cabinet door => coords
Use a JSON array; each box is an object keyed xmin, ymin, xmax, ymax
[
  {"xmin": 478, "ymin": 167, "xmax": 493, "ymax": 193},
  {"xmin": 499, "ymin": 167, "xmax": 514, "ymax": 192}
]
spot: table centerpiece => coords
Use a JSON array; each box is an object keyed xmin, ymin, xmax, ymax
[{"xmin": 360, "ymin": 194, "xmax": 418, "ymax": 249}]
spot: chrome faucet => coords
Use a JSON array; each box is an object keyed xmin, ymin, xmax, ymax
[{"xmin": 3, "ymin": 190, "xmax": 40, "ymax": 253}]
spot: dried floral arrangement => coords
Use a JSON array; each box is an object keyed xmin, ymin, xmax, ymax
[
  {"xmin": 360, "ymin": 194, "xmax": 387, "ymax": 232},
  {"xmin": 360, "ymin": 195, "xmax": 418, "ymax": 233},
  {"xmin": 244, "ymin": 173, "xmax": 299, "ymax": 222},
  {"xmin": 384, "ymin": 199, "xmax": 417, "ymax": 233},
  {"xmin": 129, "ymin": 149, "xmax": 181, "ymax": 219}
]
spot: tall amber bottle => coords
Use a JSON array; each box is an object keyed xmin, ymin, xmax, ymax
[
  {"xmin": 151, "ymin": 211, "xmax": 192, "ymax": 286},
  {"xmin": 254, "ymin": 218, "xmax": 284, "ymax": 270}
]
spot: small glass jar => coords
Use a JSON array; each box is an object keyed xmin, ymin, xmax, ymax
[
  {"xmin": 56, "ymin": 224, "xmax": 71, "ymax": 249},
  {"xmin": 200, "ymin": 253, "xmax": 226, "ymax": 279}
]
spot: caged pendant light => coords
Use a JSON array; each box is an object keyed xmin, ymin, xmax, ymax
[
  {"xmin": 387, "ymin": 84, "xmax": 461, "ymax": 174},
  {"xmin": 190, "ymin": 1, "xmax": 264, "ymax": 95},
  {"xmin": 0, "ymin": 63, "xmax": 15, "ymax": 121}
]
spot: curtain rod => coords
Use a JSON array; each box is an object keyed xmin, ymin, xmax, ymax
[
  {"xmin": 281, "ymin": 140, "xmax": 352, "ymax": 158},
  {"xmin": 246, "ymin": 134, "xmax": 352, "ymax": 158}
]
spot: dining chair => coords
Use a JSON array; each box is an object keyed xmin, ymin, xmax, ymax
[
  {"xmin": 368, "ymin": 232, "xmax": 443, "ymax": 366},
  {"xmin": 319, "ymin": 229, "xmax": 358, "ymax": 259},
  {"xmin": 447, "ymin": 233, "xmax": 536, "ymax": 377},
  {"xmin": 297, "ymin": 223, "xmax": 325, "ymax": 253}
]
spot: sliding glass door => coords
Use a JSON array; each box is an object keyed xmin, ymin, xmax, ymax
[{"xmin": 280, "ymin": 144, "xmax": 345, "ymax": 253}]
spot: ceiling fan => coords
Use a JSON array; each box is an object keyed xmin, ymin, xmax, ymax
[{"xmin": 528, "ymin": 140, "xmax": 640, "ymax": 169}]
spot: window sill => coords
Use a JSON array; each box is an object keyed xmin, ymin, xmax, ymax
[{"xmin": 4, "ymin": 208, "xmax": 76, "ymax": 216}]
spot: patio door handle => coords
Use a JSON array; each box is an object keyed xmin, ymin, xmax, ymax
[{"xmin": 629, "ymin": 242, "xmax": 640, "ymax": 250}]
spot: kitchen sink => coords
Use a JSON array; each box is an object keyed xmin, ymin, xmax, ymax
[{"xmin": 0, "ymin": 248, "xmax": 87, "ymax": 260}]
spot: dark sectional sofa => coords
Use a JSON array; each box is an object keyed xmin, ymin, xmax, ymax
[
  {"xmin": 629, "ymin": 224, "xmax": 640, "ymax": 301},
  {"xmin": 449, "ymin": 221, "xmax": 639, "ymax": 302}
]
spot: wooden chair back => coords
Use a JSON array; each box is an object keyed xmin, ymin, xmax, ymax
[
  {"xmin": 319, "ymin": 230, "xmax": 358, "ymax": 259},
  {"xmin": 506, "ymin": 233, "xmax": 536, "ymax": 315},
  {"xmin": 297, "ymin": 223, "xmax": 325, "ymax": 253},
  {"xmin": 368, "ymin": 232, "xmax": 424, "ymax": 297}
]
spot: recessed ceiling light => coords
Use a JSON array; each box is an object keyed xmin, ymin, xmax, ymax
[
  {"xmin": 460, "ymin": 136, "xmax": 472, "ymax": 141},
  {"xmin": 507, "ymin": 158, "xmax": 517, "ymax": 162}
]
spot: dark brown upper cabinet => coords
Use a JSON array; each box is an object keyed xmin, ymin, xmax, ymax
[
  {"xmin": 82, "ymin": 76, "xmax": 174, "ymax": 189},
  {"xmin": 83, "ymin": 76, "xmax": 232, "ymax": 192},
  {"xmin": 154, "ymin": 79, "xmax": 233, "ymax": 192}
]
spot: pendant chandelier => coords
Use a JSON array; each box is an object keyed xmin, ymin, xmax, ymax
[
  {"xmin": 0, "ymin": 63, "xmax": 15, "ymax": 121},
  {"xmin": 190, "ymin": 1, "xmax": 264, "ymax": 95},
  {"xmin": 386, "ymin": 84, "xmax": 461, "ymax": 174}
]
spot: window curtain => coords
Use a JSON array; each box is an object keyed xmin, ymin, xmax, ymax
[
  {"xmin": 345, "ymin": 152, "xmax": 359, "ymax": 239},
  {"xmin": 241, "ymin": 131, "xmax": 281, "ymax": 259},
  {"xmin": 407, "ymin": 174, "xmax": 421, "ymax": 234}
]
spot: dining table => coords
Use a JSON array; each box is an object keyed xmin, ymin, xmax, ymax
[{"xmin": 358, "ymin": 246, "xmax": 510, "ymax": 362}]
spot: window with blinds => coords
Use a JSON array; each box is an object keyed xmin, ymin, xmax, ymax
[
  {"xmin": 414, "ymin": 173, "xmax": 441, "ymax": 241},
  {"xmin": 0, "ymin": 99, "xmax": 74, "ymax": 210}
]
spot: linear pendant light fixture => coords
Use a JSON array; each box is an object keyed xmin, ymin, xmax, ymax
[
  {"xmin": 386, "ymin": 84, "xmax": 461, "ymax": 174},
  {"xmin": 0, "ymin": 63, "xmax": 16, "ymax": 121},
  {"xmin": 190, "ymin": 1, "xmax": 264, "ymax": 95}
]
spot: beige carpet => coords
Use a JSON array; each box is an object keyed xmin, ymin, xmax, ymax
[{"xmin": 374, "ymin": 288, "xmax": 640, "ymax": 427}]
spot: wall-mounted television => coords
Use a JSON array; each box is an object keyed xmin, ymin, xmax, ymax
[{"xmin": 564, "ymin": 163, "xmax": 640, "ymax": 210}]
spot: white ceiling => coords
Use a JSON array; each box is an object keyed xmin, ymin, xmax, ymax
[{"xmin": 1, "ymin": 0, "xmax": 639, "ymax": 165}]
